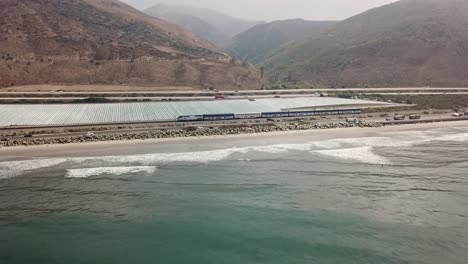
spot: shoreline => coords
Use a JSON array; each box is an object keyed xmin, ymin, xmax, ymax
[
  {"xmin": 1, "ymin": 120, "xmax": 467, "ymax": 161},
  {"xmin": 1, "ymin": 116, "xmax": 467, "ymax": 148}
]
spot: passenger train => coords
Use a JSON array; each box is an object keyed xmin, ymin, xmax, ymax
[{"xmin": 177, "ymin": 108, "xmax": 362, "ymax": 122}]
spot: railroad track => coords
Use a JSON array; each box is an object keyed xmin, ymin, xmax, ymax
[{"xmin": 0, "ymin": 114, "xmax": 332, "ymax": 132}]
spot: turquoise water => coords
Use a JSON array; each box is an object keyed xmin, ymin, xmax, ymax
[{"xmin": 1, "ymin": 126, "xmax": 468, "ymax": 263}]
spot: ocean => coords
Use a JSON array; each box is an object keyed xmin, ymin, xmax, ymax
[{"xmin": 1, "ymin": 125, "xmax": 468, "ymax": 263}]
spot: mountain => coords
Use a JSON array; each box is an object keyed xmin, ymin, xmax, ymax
[
  {"xmin": 144, "ymin": 4, "xmax": 262, "ymax": 42},
  {"xmin": 227, "ymin": 19, "xmax": 336, "ymax": 65},
  {"xmin": 265, "ymin": 0, "xmax": 468, "ymax": 87},
  {"xmin": 0, "ymin": 0, "xmax": 261, "ymax": 90},
  {"xmin": 144, "ymin": 3, "xmax": 231, "ymax": 47}
]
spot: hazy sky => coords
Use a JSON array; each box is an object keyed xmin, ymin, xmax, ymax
[{"xmin": 123, "ymin": 0, "xmax": 397, "ymax": 21}]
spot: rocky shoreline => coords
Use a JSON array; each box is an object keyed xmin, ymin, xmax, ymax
[{"xmin": 0, "ymin": 121, "xmax": 384, "ymax": 147}]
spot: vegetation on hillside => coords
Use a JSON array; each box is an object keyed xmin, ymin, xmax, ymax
[
  {"xmin": 265, "ymin": 0, "xmax": 468, "ymax": 88},
  {"xmin": 227, "ymin": 19, "xmax": 336, "ymax": 65}
]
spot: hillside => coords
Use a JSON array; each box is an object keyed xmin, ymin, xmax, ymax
[
  {"xmin": 0, "ymin": 0, "xmax": 262, "ymax": 90},
  {"xmin": 144, "ymin": 3, "xmax": 231, "ymax": 47},
  {"xmin": 227, "ymin": 19, "xmax": 336, "ymax": 65},
  {"xmin": 144, "ymin": 3, "xmax": 262, "ymax": 41},
  {"xmin": 265, "ymin": 0, "xmax": 468, "ymax": 87}
]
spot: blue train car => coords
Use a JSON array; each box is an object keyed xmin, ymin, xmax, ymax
[
  {"xmin": 288, "ymin": 111, "xmax": 316, "ymax": 117},
  {"xmin": 315, "ymin": 110, "xmax": 339, "ymax": 116},
  {"xmin": 261, "ymin": 112, "xmax": 290, "ymax": 118},
  {"xmin": 314, "ymin": 109, "xmax": 362, "ymax": 116},
  {"xmin": 203, "ymin": 113, "xmax": 235, "ymax": 121},
  {"xmin": 337, "ymin": 109, "xmax": 362, "ymax": 114},
  {"xmin": 234, "ymin": 112, "xmax": 262, "ymax": 119}
]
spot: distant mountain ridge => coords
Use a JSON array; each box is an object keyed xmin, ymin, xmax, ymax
[
  {"xmin": 0, "ymin": 0, "xmax": 262, "ymax": 89},
  {"xmin": 265, "ymin": 0, "xmax": 468, "ymax": 87},
  {"xmin": 144, "ymin": 3, "xmax": 262, "ymax": 47},
  {"xmin": 227, "ymin": 19, "xmax": 337, "ymax": 65},
  {"xmin": 144, "ymin": 3, "xmax": 231, "ymax": 47}
]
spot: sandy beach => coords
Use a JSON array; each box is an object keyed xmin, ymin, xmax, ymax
[{"xmin": 1, "ymin": 120, "xmax": 467, "ymax": 161}]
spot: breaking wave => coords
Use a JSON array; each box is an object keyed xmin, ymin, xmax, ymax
[
  {"xmin": 309, "ymin": 128, "xmax": 467, "ymax": 164},
  {"xmin": 313, "ymin": 147, "xmax": 391, "ymax": 165},
  {"xmin": 433, "ymin": 133, "xmax": 468, "ymax": 142},
  {"xmin": 66, "ymin": 166, "xmax": 157, "ymax": 178},
  {"xmin": 0, "ymin": 158, "xmax": 69, "ymax": 179},
  {"xmin": 0, "ymin": 145, "xmax": 310, "ymax": 179}
]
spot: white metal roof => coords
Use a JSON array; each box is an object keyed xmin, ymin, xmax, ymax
[{"xmin": 0, "ymin": 97, "xmax": 385, "ymax": 126}]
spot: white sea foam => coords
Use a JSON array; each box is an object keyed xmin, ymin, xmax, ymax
[
  {"xmin": 0, "ymin": 158, "xmax": 69, "ymax": 171},
  {"xmin": 313, "ymin": 146, "xmax": 391, "ymax": 165},
  {"xmin": 0, "ymin": 145, "xmax": 311, "ymax": 178},
  {"xmin": 94, "ymin": 144, "xmax": 311, "ymax": 165},
  {"xmin": 65, "ymin": 166, "xmax": 157, "ymax": 178},
  {"xmin": 0, "ymin": 158, "xmax": 70, "ymax": 179},
  {"xmin": 433, "ymin": 133, "xmax": 468, "ymax": 142},
  {"xmin": 310, "ymin": 129, "xmax": 468, "ymax": 164},
  {"xmin": 243, "ymin": 144, "xmax": 311, "ymax": 153},
  {"xmin": 310, "ymin": 140, "xmax": 343, "ymax": 149},
  {"xmin": 308, "ymin": 136, "xmax": 425, "ymax": 153},
  {"xmin": 0, "ymin": 169, "xmax": 20, "ymax": 179},
  {"xmin": 308, "ymin": 136, "xmax": 418, "ymax": 165},
  {"xmin": 0, "ymin": 149, "xmax": 239, "ymax": 179},
  {"xmin": 316, "ymin": 136, "xmax": 422, "ymax": 148},
  {"xmin": 96, "ymin": 148, "xmax": 242, "ymax": 164}
]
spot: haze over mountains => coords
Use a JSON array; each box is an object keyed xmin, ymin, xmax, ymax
[
  {"xmin": 265, "ymin": 0, "xmax": 468, "ymax": 87},
  {"xmin": 0, "ymin": 0, "xmax": 261, "ymax": 89},
  {"xmin": 227, "ymin": 19, "xmax": 337, "ymax": 65},
  {"xmin": 144, "ymin": 3, "xmax": 262, "ymax": 47},
  {"xmin": 143, "ymin": 4, "xmax": 231, "ymax": 48}
]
